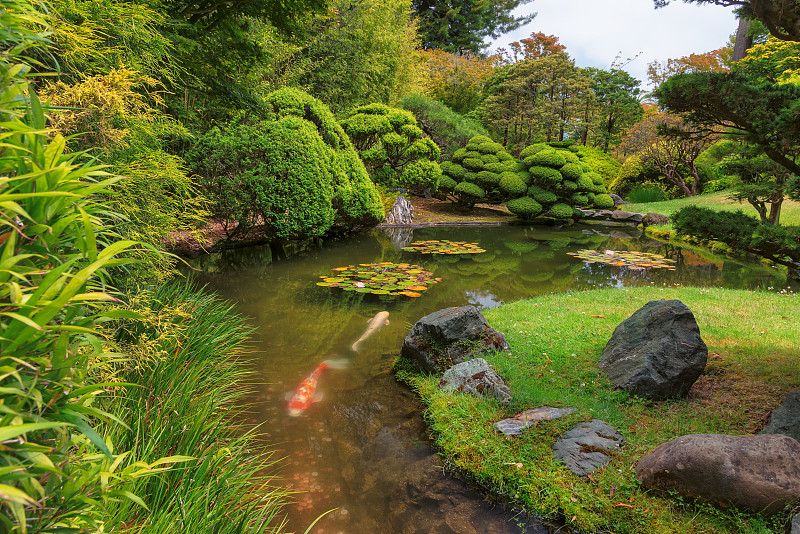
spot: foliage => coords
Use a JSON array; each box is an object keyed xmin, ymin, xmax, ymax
[
  {"xmin": 615, "ymin": 111, "xmax": 719, "ymax": 197},
  {"xmin": 497, "ymin": 32, "xmax": 567, "ymax": 63},
  {"xmin": 646, "ymin": 47, "xmax": 731, "ymax": 89},
  {"xmin": 401, "ymin": 240, "xmax": 486, "ymax": 254},
  {"xmin": 417, "ymin": 50, "xmax": 498, "ymax": 114},
  {"xmin": 191, "ymin": 88, "xmax": 383, "ymax": 241},
  {"xmin": 566, "ymin": 250, "xmax": 676, "ymax": 269},
  {"xmin": 454, "ymin": 181, "xmax": 485, "ymax": 208},
  {"xmin": 571, "ymin": 145, "xmax": 622, "ymax": 185},
  {"xmin": 582, "ymin": 67, "xmax": 644, "ymax": 152},
  {"xmin": 0, "ymin": 4, "xmax": 161, "ymax": 529},
  {"xmin": 412, "ymin": 0, "xmax": 535, "ymax": 54},
  {"xmin": 654, "ymin": 39, "xmax": 800, "ymax": 180},
  {"xmin": 401, "ymin": 93, "xmax": 489, "ymax": 159},
  {"xmin": 102, "ymin": 282, "xmax": 290, "ymax": 533},
  {"xmin": 609, "ymin": 154, "xmax": 662, "ymax": 198},
  {"xmin": 673, "ymin": 205, "xmax": 800, "ymax": 268},
  {"xmin": 505, "ymin": 196, "xmax": 542, "ymax": 220},
  {"xmin": 444, "ymin": 135, "xmax": 517, "ymax": 203},
  {"xmin": 342, "ymin": 103, "xmax": 441, "ymax": 194}
]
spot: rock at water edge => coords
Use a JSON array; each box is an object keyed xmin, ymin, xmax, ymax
[{"xmin": 440, "ymin": 358, "xmax": 511, "ymax": 404}]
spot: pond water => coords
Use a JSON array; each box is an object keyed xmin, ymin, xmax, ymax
[{"xmin": 190, "ymin": 224, "xmax": 794, "ymax": 534}]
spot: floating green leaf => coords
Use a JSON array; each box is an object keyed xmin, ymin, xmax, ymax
[{"xmin": 317, "ymin": 262, "xmax": 440, "ymax": 296}]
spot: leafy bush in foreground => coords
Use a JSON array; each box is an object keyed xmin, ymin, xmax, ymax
[{"xmin": 192, "ymin": 88, "xmax": 383, "ymax": 240}]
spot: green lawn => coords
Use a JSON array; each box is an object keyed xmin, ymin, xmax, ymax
[
  {"xmin": 396, "ymin": 286, "xmax": 800, "ymax": 534},
  {"xmin": 626, "ymin": 190, "xmax": 800, "ymax": 228}
]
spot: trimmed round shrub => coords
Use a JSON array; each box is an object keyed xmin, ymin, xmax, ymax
[
  {"xmin": 529, "ymin": 166, "xmax": 563, "ymax": 187},
  {"xmin": 519, "ymin": 143, "xmax": 548, "ymax": 159},
  {"xmin": 480, "ymin": 153, "xmax": 500, "ymax": 165},
  {"xmin": 548, "ymin": 202, "xmax": 574, "ymax": 219},
  {"xmin": 527, "ymin": 185, "xmax": 545, "ymax": 196},
  {"xmin": 559, "ymin": 162, "xmax": 583, "ymax": 181},
  {"xmin": 438, "ymin": 174, "xmax": 457, "ymax": 193},
  {"xmin": 580, "ymin": 163, "xmax": 593, "ymax": 173},
  {"xmin": 478, "ymin": 141, "xmax": 504, "ymax": 154},
  {"xmin": 571, "ymin": 193, "xmax": 589, "ymax": 206},
  {"xmin": 497, "ymin": 151, "xmax": 514, "ymax": 162},
  {"xmin": 465, "ymin": 171, "xmax": 478, "ymax": 183},
  {"xmin": 467, "ymin": 135, "xmax": 493, "ymax": 145},
  {"xmin": 592, "ymin": 193, "xmax": 615, "ymax": 209},
  {"xmin": 463, "ymin": 150, "xmax": 482, "ymax": 159},
  {"xmin": 499, "ymin": 173, "xmax": 527, "ymax": 197},
  {"xmin": 445, "ymin": 163, "xmax": 466, "ymax": 181},
  {"xmin": 484, "ymin": 162, "xmax": 506, "ymax": 173},
  {"xmin": 506, "ymin": 196, "xmax": 543, "ymax": 220},
  {"xmin": 505, "ymin": 160, "xmax": 525, "ymax": 172},
  {"xmin": 402, "ymin": 159, "xmax": 442, "ymax": 192},
  {"xmin": 462, "ymin": 157, "xmax": 484, "ymax": 171},
  {"xmin": 574, "ymin": 145, "xmax": 622, "ymax": 185},
  {"xmin": 476, "ymin": 170, "xmax": 501, "ymax": 187},
  {"xmin": 576, "ymin": 174, "xmax": 594, "ymax": 191},
  {"xmin": 439, "ymin": 160, "xmax": 455, "ymax": 174},
  {"xmin": 454, "ymin": 181, "xmax": 485, "ymax": 208},
  {"xmin": 563, "ymin": 152, "xmax": 580, "ymax": 164},
  {"xmin": 452, "ymin": 148, "xmax": 468, "ymax": 162},
  {"xmin": 525, "ymin": 149, "xmax": 566, "ymax": 169},
  {"xmin": 559, "ymin": 180, "xmax": 578, "ymax": 194},
  {"xmin": 586, "ymin": 192, "xmax": 596, "ymax": 204},
  {"xmin": 533, "ymin": 189, "xmax": 558, "ymax": 206},
  {"xmin": 517, "ymin": 170, "xmax": 532, "ymax": 184},
  {"xmin": 586, "ymin": 172, "xmax": 604, "ymax": 185}
]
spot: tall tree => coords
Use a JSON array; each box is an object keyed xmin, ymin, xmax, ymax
[
  {"xmin": 652, "ymin": 0, "xmax": 800, "ymax": 42},
  {"xmin": 584, "ymin": 67, "xmax": 644, "ymax": 152},
  {"xmin": 498, "ymin": 32, "xmax": 567, "ymax": 63},
  {"xmin": 646, "ymin": 47, "xmax": 731, "ymax": 88},
  {"xmin": 412, "ymin": 0, "xmax": 536, "ymax": 54},
  {"xmin": 419, "ymin": 49, "xmax": 499, "ymax": 113}
]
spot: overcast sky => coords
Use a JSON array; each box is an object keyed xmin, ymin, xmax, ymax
[{"xmin": 485, "ymin": 0, "xmax": 738, "ymax": 91}]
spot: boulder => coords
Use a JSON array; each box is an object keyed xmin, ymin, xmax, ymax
[
  {"xmin": 439, "ymin": 358, "xmax": 511, "ymax": 404},
  {"xmin": 598, "ymin": 300, "xmax": 708, "ymax": 400},
  {"xmin": 759, "ymin": 388, "xmax": 800, "ymax": 442},
  {"xmin": 400, "ymin": 306, "xmax": 509, "ymax": 373},
  {"xmin": 610, "ymin": 210, "xmax": 644, "ymax": 223},
  {"xmin": 552, "ymin": 419, "xmax": 624, "ymax": 476},
  {"xmin": 636, "ymin": 433, "xmax": 800, "ymax": 514},
  {"xmin": 383, "ymin": 194, "xmax": 414, "ymax": 225},
  {"xmin": 609, "ymin": 193, "xmax": 628, "ymax": 206},
  {"xmin": 495, "ymin": 406, "xmax": 577, "ymax": 437}
]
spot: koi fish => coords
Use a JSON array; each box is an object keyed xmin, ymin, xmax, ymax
[
  {"xmin": 351, "ymin": 311, "xmax": 389, "ymax": 352},
  {"xmin": 287, "ymin": 359, "xmax": 347, "ymax": 417}
]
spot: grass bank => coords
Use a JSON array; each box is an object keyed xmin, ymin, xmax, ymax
[
  {"xmin": 396, "ymin": 286, "xmax": 800, "ymax": 534},
  {"xmin": 626, "ymin": 191, "xmax": 800, "ymax": 229}
]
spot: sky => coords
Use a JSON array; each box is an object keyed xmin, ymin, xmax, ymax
[{"xmin": 485, "ymin": 0, "xmax": 738, "ymax": 91}]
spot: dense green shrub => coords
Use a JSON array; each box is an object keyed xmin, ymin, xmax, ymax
[
  {"xmin": 549, "ymin": 202, "xmax": 574, "ymax": 219},
  {"xmin": 525, "ymin": 149, "xmax": 566, "ymax": 169},
  {"xmin": 609, "ymin": 154, "xmax": 662, "ymax": 198},
  {"xmin": 560, "ymin": 162, "xmax": 583, "ymax": 180},
  {"xmin": 454, "ymin": 181, "xmax": 485, "ymax": 208},
  {"xmin": 439, "ymin": 135, "xmax": 519, "ymax": 203},
  {"xmin": 628, "ymin": 183, "xmax": 668, "ymax": 203},
  {"xmin": 530, "ymin": 166, "xmax": 563, "ymax": 186},
  {"xmin": 499, "ymin": 173, "xmax": 528, "ymax": 197},
  {"xmin": 463, "ymin": 157, "xmax": 485, "ymax": 170},
  {"xmin": 519, "ymin": 143, "xmax": 548, "ymax": 159},
  {"xmin": 703, "ymin": 174, "xmax": 741, "ymax": 193},
  {"xmin": 572, "ymin": 145, "xmax": 622, "ymax": 185},
  {"xmin": 593, "ymin": 193, "xmax": 615, "ymax": 209},
  {"xmin": 342, "ymin": 102, "xmax": 441, "ymax": 194},
  {"xmin": 192, "ymin": 88, "xmax": 383, "ymax": 240},
  {"xmin": 438, "ymin": 174, "xmax": 458, "ymax": 193},
  {"xmin": 506, "ymin": 196, "xmax": 543, "ymax": 220},
  {"xmin": 401, "ymin": 94, "xmax": 489, "ymax": 159},
  {"xmin": 672, "ymin": 205, "xmax": 800, "ymax": 271}
]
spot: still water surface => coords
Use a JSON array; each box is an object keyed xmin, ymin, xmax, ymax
[{"xmin": 190, "ymin": 224, "xmax": 793, "ymax": 534}]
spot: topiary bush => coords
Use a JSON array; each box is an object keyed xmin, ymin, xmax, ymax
[
  {"xmin": 505, "ymin": 142, "xmax": 615, "ymax": 221},
  {"xmin": 192, "ymin": 88, "xmax": 383, "ymax": 241},
  {"xmin": 342, "ymin": 102, "xmax": 441, "ymax": 195},
  {"xmin": 454, "ymin": 181, "xmax": 485, "ymax": 208},
  {"xmin": 439, "ymin": 135, "xmax": 520, "ymax": 204},
  {"xmin": 506, "ymin": 196, "xmax": 543, "ymax": 220}
]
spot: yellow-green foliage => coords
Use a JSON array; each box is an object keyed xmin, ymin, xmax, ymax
[{"xmin": 441, "ymin": 135, "xmax": 518, "ymax": 202}]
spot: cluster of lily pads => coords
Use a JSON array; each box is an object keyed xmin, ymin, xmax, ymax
[
  {"xmin": 317, "ymin": 262, "xmax": 441, "ymax": 297},
  {"xmin": 567, "ymin": 249, "xmax": 677, "ymax": 270},
  {"xmin": 401, "ymin": 240, "xmax": 486, "ymax": 255}
]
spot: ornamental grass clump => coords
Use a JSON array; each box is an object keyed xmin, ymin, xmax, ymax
[
  {"xmin": 191, "ymin": 88, "xmax": 384, "ymax": 241},
  {"xmin": 506, "ymin": 142, "xmax": 615, "ymax": 221}
]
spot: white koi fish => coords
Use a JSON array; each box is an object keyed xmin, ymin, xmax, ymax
[{"xmin": 351, "ymin": 311, "xmax": 389, "ymax": 352}]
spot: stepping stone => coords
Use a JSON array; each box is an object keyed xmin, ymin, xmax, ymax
[
  {"xmin": 494, "ymin": 406, "xmax": 577, "ymax": 436},
  {"xmin": 552, "ymin": 419, "xmax": 624, "ymax": 477}
]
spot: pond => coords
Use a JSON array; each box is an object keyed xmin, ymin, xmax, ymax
[{"xmin": 189, "ymin": 224, "xmax": 795, "ymax": 534}]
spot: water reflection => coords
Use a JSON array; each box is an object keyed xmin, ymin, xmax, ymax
[{"xmin": 190, "ymin": 225, "xmax": 795, "ymax": 534}]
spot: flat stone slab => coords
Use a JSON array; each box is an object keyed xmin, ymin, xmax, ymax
[
  {"xmin": 494, "ymin": 406, "xmax": 577, "ymax": 436},
  {"xmin": 552, "ymin": 419, "xmax": 624, "ymax": 477}
]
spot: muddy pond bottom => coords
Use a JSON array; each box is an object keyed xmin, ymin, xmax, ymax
[{"xmin": 190, "ymin": 224, "xmax": 795, "ymax": 533}]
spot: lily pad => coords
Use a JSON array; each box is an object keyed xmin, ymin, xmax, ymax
[
  {"xmin": 567, "ymin": 249, "xmax": 677, "ymax": 270},
  {"xmin": 317, "ymin": 262, "xmax": 440, "ymax": 297},
  {"xmin": 402, "ymin": 240, "xmax": 487, "ymax": 255}
]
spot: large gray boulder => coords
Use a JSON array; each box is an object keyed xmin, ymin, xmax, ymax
[
  {"xmin": 382, "ymin": 194, "xmax": 414, "ymax": 225},
  {"xmin": 439, "ymin": 358, "xmax": 511, "ymax": 404},
  {"xmin": 598, "ymin": 300, "xmax": 707, "ymax": 400},
  {"xmin": 400, "ymin": 306, "xmax": 509, "ymax": 373},
  {"xmin": 759, "ymin": 388, "xmax": 800, "ymax": 442},
  {"xmin": 552, "ymin": 419, "xmax": 624, "ymax": 477},
  {"xmin": 636, "ymin": 433, "xmax": 800, "ymax": 514}
]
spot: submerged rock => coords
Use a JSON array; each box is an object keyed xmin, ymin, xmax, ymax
[
  {"xmin": 552, "ymin": 419, "xmax": 624, "ymax": 476},
  {"xmin": 440, "ymin": 358, "xmax": 511, "ymax": 404},
  {"xmin": 636, "ymin": 433, "xmax": 800, "ymax": 514},
  {"xmin": 495, "ymin": 406, "xmax": 577, "ymax": 437},
  {"xmin": 759, "ymin": 388, "xmax": 800, "ymax": 442},
  {"xmin": 400, "ymin": 306, "xmax": 509, "ymax": 373},
  {"xmin": 598, "ymin": 299, "xmax": 707, "ymax": 400}
]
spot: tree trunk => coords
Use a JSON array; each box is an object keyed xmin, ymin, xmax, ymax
[
  {"xmin": 768, "ymin": 199, "xmax": 783, "ymax": 225},
  {"xmin": 732, "ymin": 18, "xmax": 753, "ymax": 62}
]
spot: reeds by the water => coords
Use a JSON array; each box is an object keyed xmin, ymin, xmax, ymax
[{"xmin": 101, "ymin": 282, "xmax": 289, "ymax": 533}]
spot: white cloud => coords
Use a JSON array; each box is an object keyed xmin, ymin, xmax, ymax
[{"xmin": 486, "ymin": 0, "xmax": 738, "ymax": 90}]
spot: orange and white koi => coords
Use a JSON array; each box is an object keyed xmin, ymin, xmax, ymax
[{"xmin": 287, "ymin": 359, "xmax": 347, "ymax": 417}]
